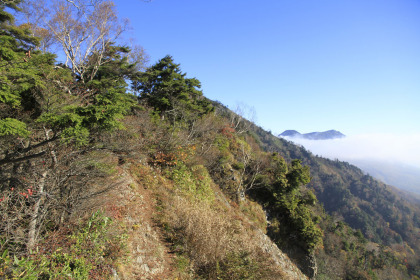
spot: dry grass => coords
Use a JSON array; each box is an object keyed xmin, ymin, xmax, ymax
[
  {"xmin": 72, "ymin": 154, "xmax": 293, "ymax": 279},
  {"xmin": 154, "ymin": 177, "xmax": 288, "ymax": 279},
  {"xmin": 164, "ymin": 196, "xmax": 244, "ymax": 268}
]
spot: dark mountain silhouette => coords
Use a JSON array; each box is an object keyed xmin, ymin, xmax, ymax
[{"xmin": 279, "ymin": 129, "xmax": 345, "ymax": 140}]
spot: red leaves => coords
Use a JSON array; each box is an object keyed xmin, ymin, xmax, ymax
[
  {"xmin": 1, "ymin": 186, "xmax": 36, "ymax": 200},
  {"xmin": 220, "ymin": 125, "xmax": 235, "ymax": 138}
]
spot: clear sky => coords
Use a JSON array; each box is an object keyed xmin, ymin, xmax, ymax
[{"xmin": 117, "ymin": 0, "xmax": 420, "ymax": 136}]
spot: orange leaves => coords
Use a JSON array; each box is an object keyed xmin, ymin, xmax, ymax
[
  {"xmin": 148, "ymin": 151, "xmax": 178, "ymax": 167},
  {"xmin": 148, "ymin": 145, "xmax": 197, "ymax": 167}
]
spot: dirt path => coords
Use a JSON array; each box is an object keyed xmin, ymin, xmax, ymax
[{"xmin": 102, "ymin": 163, "xmax": 175, "ymax": 280}]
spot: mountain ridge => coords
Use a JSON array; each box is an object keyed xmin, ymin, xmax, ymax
[
  {"xmin": 2, "ymin": 2, "xmax": 419, "ymax": 279},
  {"xmin": 279, "ymin": 129, "xmax": 346, "ymax": 140}
]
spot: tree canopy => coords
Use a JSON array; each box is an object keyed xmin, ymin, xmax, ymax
[{"xmin": 133, "ymin": 55, "xmax": 213, "ymax": 122}]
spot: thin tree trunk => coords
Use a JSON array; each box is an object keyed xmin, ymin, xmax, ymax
[
  {"xmin": 27, "ymin": 170, "xmax": 48, "ymax": 252},
  {"xmin": 27, "ymin": 127, "xmax": 55, "ymax": 252},
  {"xmin": 44, "ymin": 126, "xmax": 57, "ymax": 167}
]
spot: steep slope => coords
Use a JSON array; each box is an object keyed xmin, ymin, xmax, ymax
[
  {"xmin": 248, "ymin": 122, "xmax": 420, "ymax": 279},
  {"xmin": 1, "ymin": 12, "xmax": 418, "ymax": 277},
  {"xmin": 108, "ymin": 144, "xmax": 309, "ymax": 279},
  {"xmin": 1, "ymin": 109, "xmax": 313, "ymax": 279},
  {"xmin": 80, "ymin": 157, "xmax": 308, "ymax": 279}
]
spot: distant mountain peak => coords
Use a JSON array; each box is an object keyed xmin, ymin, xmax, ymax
[
  {"xmin": 279, "ymin": 130, "xmax": 301, "ymax": 137},
  {"xmin": 279, "ymin": 130, "xmax": 345, "ymax": 140}
]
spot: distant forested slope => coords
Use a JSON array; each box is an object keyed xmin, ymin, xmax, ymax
[
  {"xmin": 242, "ymin": 119, "xmax": 420, "ymax": 278},
  {"xmin": 350, "ymin": 159, "xmax": 420, "ymax": 195},
  {"xmin": 210, "ymin": 102, "xmax": 420, "ymax": 278}
]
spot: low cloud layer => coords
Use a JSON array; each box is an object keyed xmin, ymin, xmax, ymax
[{"xmin": 283, "ymin": 133, "xmax": 420, "ymax": 169}]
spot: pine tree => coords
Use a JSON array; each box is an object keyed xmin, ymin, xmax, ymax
[
  {"xmin": 0, "ymin": 0, "xmax": 41, "ymax": 137},
  {"xmin": 133, "ymin": 55, "xmax": 213, "ymax": 123}
]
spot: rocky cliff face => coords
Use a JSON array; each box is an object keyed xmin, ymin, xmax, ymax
[{"xmin": 255, "ymin": 230, "xmax": 309, "ymax": 280}]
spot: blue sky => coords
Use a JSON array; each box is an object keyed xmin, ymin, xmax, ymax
[{"xmin": 117, "ymin": 0, "xmax": 420, "ymax": 136}]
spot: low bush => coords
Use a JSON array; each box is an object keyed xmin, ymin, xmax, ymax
[
  {"xmin": 167, "ymin": 164, "xmax": 215, "ymax": 202},
  {"xmin": 0, "ymin": 211, "xmax": 126, "ymax": 279}
]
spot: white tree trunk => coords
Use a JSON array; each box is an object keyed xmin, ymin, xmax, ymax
[{"xmin": 27, "ymin": 170, "xmax": 48, "ymax": 252}]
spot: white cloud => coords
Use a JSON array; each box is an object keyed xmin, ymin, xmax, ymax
[{"xmin": 284, "ymin": 133, "xmax": 420, "ymax": 169}]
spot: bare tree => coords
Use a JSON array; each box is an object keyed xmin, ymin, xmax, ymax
[
  {"xmin": 127, "ymin": 39, "xmax": 150, "ymax": 72},
  {"xmin": 20, "ymin": 0, "xmax": 55, "ymax": 53},
  {"xmin": 50, "ymin": 0, "xmax": 128, "ymax": 82},
  {"xmin": 230, "ymin": 102, "xmax": 256, "ymax": 134},
  {"xmin": 234, "ymin": 140, "xmax": 265, "ymax": 203},
  {"xmin": 21, "ymin": 0, "xmax": 129, "ymax": 83}
]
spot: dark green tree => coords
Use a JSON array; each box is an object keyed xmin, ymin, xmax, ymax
[
  {"xmin": 286, "ymin": 159, "xmax": 311, "ymax": 191},
  {"xmin": 0, "ymin": 3, "xmax": 138, "ymax": 253},
  {"xmin": 0, "ymin": 0, "xmax": 41, "ymax": 138},
  {"xmin": 253, "ymin": 155, "xmax": 322, "ymax": 253},
  {"xmin": 40, "ymin": 44, "xmax": 137, "ymax": 145},
  {"xmin": 80, "ymin": 44, "xmax": 137, "ymax": 131},
  {"xmin": 132, "ymin": 55, "xmax": 213, "ymax": 122}
]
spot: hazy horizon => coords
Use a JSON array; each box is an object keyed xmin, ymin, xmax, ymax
[{"xmin": 283, "ymin": 133, "xmax": 420, "ymax": 170}]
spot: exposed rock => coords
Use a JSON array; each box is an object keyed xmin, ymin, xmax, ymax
[
  {"xmin": 303, "ymin": 253, "xmax": 317, "ymax": 279},
  {"xmin": 255, "ymin": 229, "xmax": 309, "ymax": 280}
]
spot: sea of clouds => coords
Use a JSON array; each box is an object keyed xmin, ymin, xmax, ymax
[{"xmin": 283, "ymin": 133, "xmax": 420, "ymax": 169}]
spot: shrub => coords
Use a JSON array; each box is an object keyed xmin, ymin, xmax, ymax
[
  {"xmin": 0, "ymin": 211, "xmax": 126, "ymax": 279},
  {"xmin": 168, "ymin": 164, "xmax": 215, "ymax": 202}
]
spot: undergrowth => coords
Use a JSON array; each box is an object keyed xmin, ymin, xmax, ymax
[
  {"xmin": 148, "ymin": 162, "xmax": 286, "ymax": 280},
  {"xmin": 0, "ymin": 211, "xmax": 126, "ymax": 279}
]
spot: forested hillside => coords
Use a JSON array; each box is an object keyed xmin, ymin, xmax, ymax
[
  {"xmin": 246, "ymin": 121, "xmax": 420, "ymax": 279},
  {"xmin": 1, "ymin": 1, "xmax": 419, "ymax": 279}
]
